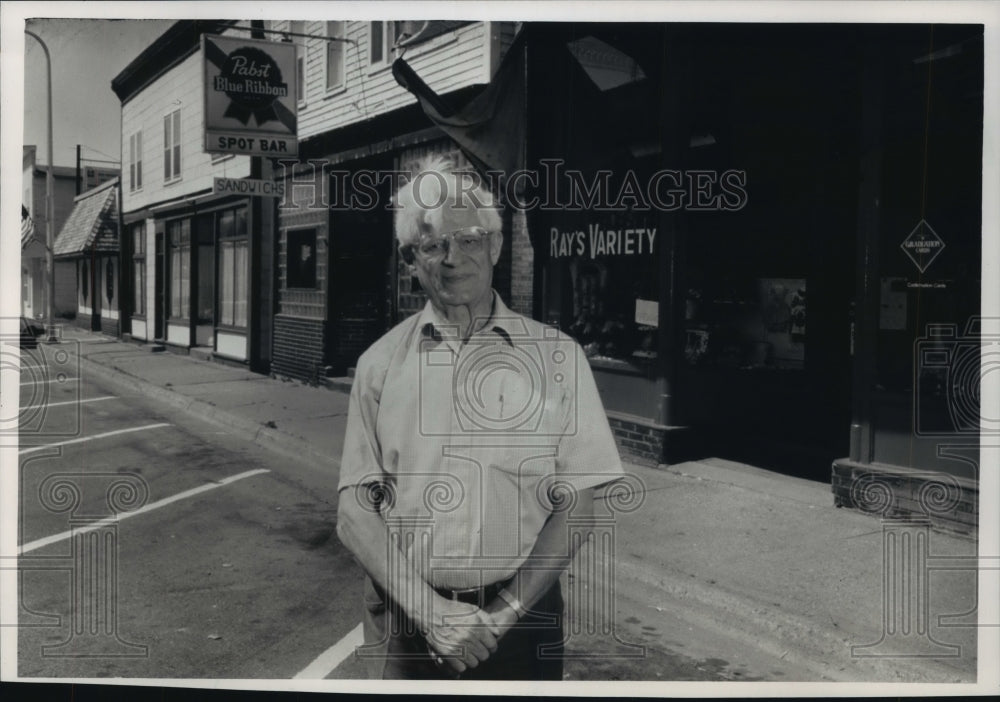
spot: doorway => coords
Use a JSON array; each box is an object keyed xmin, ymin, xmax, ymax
[
  {"xmin": 195, "ymin": 215, "xmax": 215, "ymax": 348},
  {"xmin": 327, "ymin": 161, "xmax": 393, "ymax": 374},
  {"xmin": 154, "ymin": 231, "xmax": 164, "ymax": 340}
]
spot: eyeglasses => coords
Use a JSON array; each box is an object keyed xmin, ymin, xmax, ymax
[{"xmin": 415, "ymin": 226, "xmax": 491, "ymax": 260}]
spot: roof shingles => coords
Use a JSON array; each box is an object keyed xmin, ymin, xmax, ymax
[{"xmin": 53, "ymin": 179, "xmax": 120, "ymax": 257}]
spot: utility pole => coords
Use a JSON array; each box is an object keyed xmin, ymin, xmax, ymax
[{"xmin": 25, "ymin": 29, "xmax": 58, "ymax": 344}]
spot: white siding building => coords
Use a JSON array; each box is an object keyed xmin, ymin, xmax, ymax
[
  {"xmin": 113, "ymin": 20, "xmax": 272, "ymax": 367},
  {"xmin": 271, "ymin": 19, "xmax": 519, "ymax": 381}
]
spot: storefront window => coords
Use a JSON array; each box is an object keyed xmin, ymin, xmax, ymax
[
  {"xmin": 132, "ymin": 222, "xmax": 145, "ymax": 316},
  {"xmin": 168, "ymin": 219, "xmax": 190, "ymax": 319},
  {"xmin": 286, "ymin": 228, "xmax": 317, "ymax": 289},
  {"xmin": 543, "ymin": 212, "xmax": 661, "ymax": 369},
  {"xmin": 684, "ymin": 274, "xmax": 806, "ymax": 370},
  {"xmin": 218, "ymin": 207, "xmax": 248, "ymax": 328}
]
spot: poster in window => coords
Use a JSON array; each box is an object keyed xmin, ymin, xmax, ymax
[{"xmin": 759, "ymin": 278, "xmax": 806, "ymax": 369}]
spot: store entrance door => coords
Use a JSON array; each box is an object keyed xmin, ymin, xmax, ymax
[
  {"xmin": 89, "ymin": 253, "xmax": 101, "ymax": 333},
  {"xmin": 327, "ymin": 207, "xmax": 392, "ymax": 374},
  {"xmin": 194, "ymin": 215, "xmax": 215, "ymax": 349},
  {"xmin": 865, "ymin": 26, "xmax": 982, "ymax": 477},
  {"xmin": 154, "ymin": 231, "xmax": 164, "ymax": 340},
  {"xmin": 327, "ymin": 163, "xmax": 392, "ymax": 374}
]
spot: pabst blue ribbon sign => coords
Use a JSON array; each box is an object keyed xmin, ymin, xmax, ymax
[{"xmin": 203, "ymin": 34, "xmax": 298, "ymax": 157}]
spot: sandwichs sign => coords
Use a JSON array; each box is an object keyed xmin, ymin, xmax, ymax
[{"xmin": 203, "ymin": 34, "xmax": 298, "ymax": 157}]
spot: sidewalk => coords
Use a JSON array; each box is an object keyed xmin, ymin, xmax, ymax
[{"xmin": 52, "ymin": 327, "xmax": 978, "ymax": 683}]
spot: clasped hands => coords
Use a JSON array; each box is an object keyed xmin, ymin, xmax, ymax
[{"xmin": 421, "ymin": 594, "xmax": 520, "ymax": 675}]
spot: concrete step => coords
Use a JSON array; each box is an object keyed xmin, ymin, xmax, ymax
[{"xmin": 189, "ymin": 346, "xmax": 213, "ymax": 362}]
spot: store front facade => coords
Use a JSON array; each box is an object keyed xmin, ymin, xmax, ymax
[
  {"xmin": 114, "ymin": 20, "xmax": 276, "ymax": 371},
  {"xmin": 127, "ymin": 195, "xmax": 254, "ymax": 361},
  {"xmin": 521, "ymin": 23, "xmax": 982, "ymax": 529},
  {"xmin": 52, "ymin": 179, "xmax": 122, "ymax": 335}
]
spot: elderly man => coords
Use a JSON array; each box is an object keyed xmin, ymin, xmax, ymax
[{"xmin": 336, "ymin": 156, "xmax": 623, "ymax": 680}]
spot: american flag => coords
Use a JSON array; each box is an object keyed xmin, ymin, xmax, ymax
[{"xmin": 21, "ymin": 204, "xmax": 35, "ymax": 247}]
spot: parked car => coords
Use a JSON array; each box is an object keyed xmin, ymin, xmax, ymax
[{"xmin": 20, "ymin": 317, "xmax": 45, "ymax": 349}]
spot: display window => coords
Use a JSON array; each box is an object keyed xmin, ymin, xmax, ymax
[
  {"xmin": 542, "ymin": 209, "xmax": 661, "ymax": 370},
  {"xmin": 684, "ymin": 274, "xmax": 806, "ymax": 371}
]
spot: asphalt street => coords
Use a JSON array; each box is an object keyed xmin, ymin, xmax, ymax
[{"xmin": 15, "ymin": 347, "xmax": 765, "ymax": 681}]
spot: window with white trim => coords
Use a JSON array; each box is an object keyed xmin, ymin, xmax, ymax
[
  {"xmin": 128, "ymin": 131, "xmax": 142, "ymax": 191},
  {"xmin": 325, "ymin": 21, "xmax": 346, "ymax": 92},
  {"xmin": 168, "ymin": 218, "xmax": 191, "ymax": 319},
  {"xmin": 291, "ymin": 20, "xmax": 307, "ymax": 104},
  {"xmin": 218, "ymin": 208, "xmax": 249, "ymax": 328},
  {"xmin": 369, "ymin": 21, "xmax": 401, "ymax": 68},
  {"xmin": 132, "ymin": 222, "xmax": 146, "ymax": 316},
  {"xmin": 163, "ymin": 109, "xmax": 181, "ymax": 182}
]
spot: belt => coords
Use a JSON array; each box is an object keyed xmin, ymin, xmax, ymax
[{"xmin": 432, "ymin": 578, "xmax": 512, "ymax": 608}]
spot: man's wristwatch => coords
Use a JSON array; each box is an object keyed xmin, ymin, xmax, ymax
[{"xmin": 496, "ymin": 587, "xmax": 528, "ymax": 619}]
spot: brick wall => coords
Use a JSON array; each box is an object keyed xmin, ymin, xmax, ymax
[
  {"xmin": 509, "ymin": 209, "xmax": 533, "ymax": 316},
  {"xmin": 330, "ymin": 319, "xmax": 382, "ymax": 372},
  {"xmin": 272, "ymin": 315, "xmax": 326, "ymax": 382},
  {"xmin": 274, "ymin": 162, "xmax": 328, "ymax": 380},
  {"xmin": 607, "ymin": 415, "xmax": 666, "ymax": 467},
  {"xmin": 831, "ymin": 460, "xmax": 977, "ymax": 537},
  {"xmin": 99, "ymin": 318, "xmax": 121, "ymax": 337},
  {"xmin": 73, "ymin": 313, "xmax": 92, "ymax": 333},
  {"xmin": 278, "ymin": 163, "xmax": 328, "ymax": 316}
]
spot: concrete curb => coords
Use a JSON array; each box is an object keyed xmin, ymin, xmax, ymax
[{"xmin": 74, "ymin": 349, "xmax": 337, "ymax": 471}]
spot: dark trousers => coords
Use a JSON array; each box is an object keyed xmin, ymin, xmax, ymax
[{"xmin": 359, "ymin": 575, "xmax": 565, "ymax": 680}]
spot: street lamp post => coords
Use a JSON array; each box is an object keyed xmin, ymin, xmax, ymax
[{"xmin": 25, "ymin": 29, "xmax": 58, "ymax": 344}]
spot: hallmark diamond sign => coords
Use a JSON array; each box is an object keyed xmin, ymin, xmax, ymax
[
  {"xmin": 203, "ymin": 34, "xmax": 298, "ymax": 157},
  {"xmin": 900, "ymin": 219, "xmax": 945, "ymax": 273}
]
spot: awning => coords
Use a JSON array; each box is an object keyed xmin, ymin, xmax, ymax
[{"xmin": 53, "ymin": 178, "xmax": 120, "ymax": 258}]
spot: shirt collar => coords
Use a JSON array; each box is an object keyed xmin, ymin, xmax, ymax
[{"xmin": 418, "ymin": 290, "xmax": 516, "ymax": 347}]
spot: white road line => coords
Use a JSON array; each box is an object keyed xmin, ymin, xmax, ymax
[
  {"xmin": 19, "ymin": 377, "xmax": 81, "ymax": 387},
  {"xmin": 18, "ymin": 423, "xmax": 171, "ymax": 455},
  {"xmin": 294, "ymin": 622, "xmax": 364, "ymax": 679},
  {"xmin": 21, "ymin": 396, "xmax": 117, "ymax": 410},
  {"xmin": 19, "ymin": 468, "xmax": 270, "ymax": 554}
]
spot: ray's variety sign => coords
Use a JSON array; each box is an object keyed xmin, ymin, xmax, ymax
[{"xmin": 203, "ymin": 34, "xmax": 298, "ymax": 157}]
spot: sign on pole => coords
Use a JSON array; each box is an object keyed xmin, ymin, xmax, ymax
[{"xmin": 203, "ymin": 34, "xmax": 298, "ymax": 157}]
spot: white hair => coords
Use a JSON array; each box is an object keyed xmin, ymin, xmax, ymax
[{"xmin": 393, "ymin": 155, "xmax": 502, "ymax": 251}]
